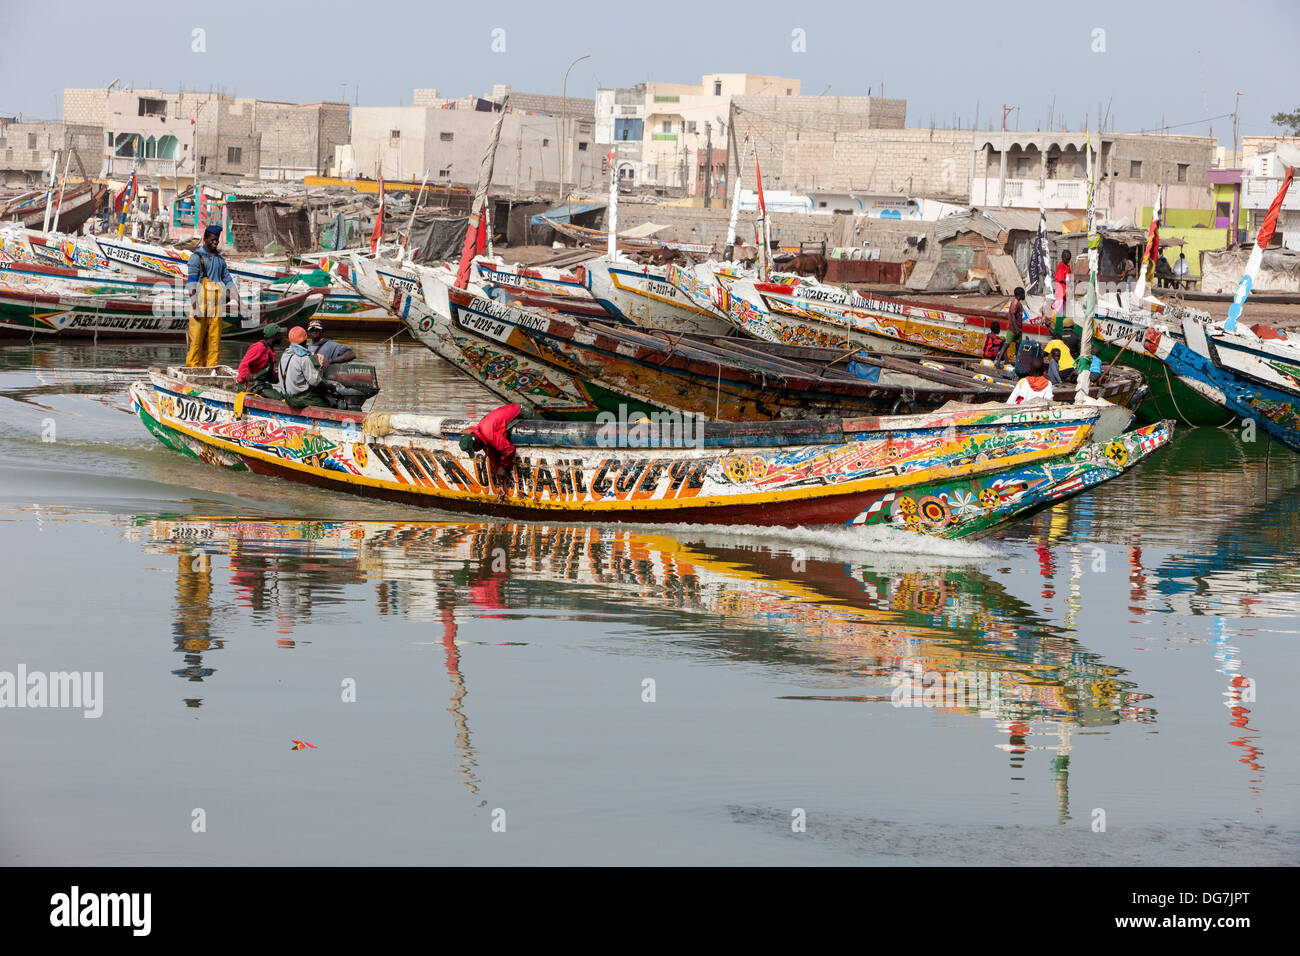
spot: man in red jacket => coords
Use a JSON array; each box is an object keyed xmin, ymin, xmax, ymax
[
  {"xmin": 459, "ymin": 404, "xmax": 522, "ymax": 489},
  {"xmin": 235, "ymin": 324, "xmax": 283, "ymax": 395}
]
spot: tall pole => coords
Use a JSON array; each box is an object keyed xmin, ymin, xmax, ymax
[
  {"xmin": 725, "ymin": 132, "xmax": 751, "ymax": 260},
  {"xmin": 703, "ymin": 121, "xmax": 713, "ymax": 208},
  {"xmin": 51, "ymin": 146, "xmax": 73, "ymax": 233},
  {"xmin": 1075, "ymin": 128, "xmax": 1098, "ymax": 401},
  {"xmin": 41, "ymin": 151, "xmax": 58, "ymax": 233},
  {"xmin": 402, "ymin": 169, "xmax": 429, "ymax": 262},
  {"xmin": 559, "ymin": 54, "xmax": 590, "ymax": 222},
  {"xmin": 1232, "ymin": 92, "xmax": 1242, "ymax": 169},
  {"xmin": 606, "ymin": 149, "xmax": 618, "ymax": 259}
]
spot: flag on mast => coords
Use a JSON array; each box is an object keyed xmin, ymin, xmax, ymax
[
  {"xmin": 724, "ymin": 131, "xmax": 750, "ymax": 259},
  {"xmin": 117, "ymin": 167, "xmax": 137, "ymax": 238},
  {"xmin": 1133, "ymin": 184, "xmax": 1163, "ymax": 304},
  {"xmin": 370, "ymin": 177, "xmax": 385, "ymax": 254},
  {"xmin": 455, "ymin": 96, "xmax": 509, "ymax": 289},
  {"xmin": 1225, "ymin": 164, "xmax": 1294, "ymax": 333},
  {"xmin": 1027, "ymin": 205, "xmax": 1048, "ymax": 294},
  {"xmin": 755, "ymin": 156, "xmax": 769, "ymax": 282},
  {"xmin": 1075, "ymin": 128, "xmax": 1099, "ymax": 400}
]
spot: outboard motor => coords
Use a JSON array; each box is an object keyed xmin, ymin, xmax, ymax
[{"xmin": 322, "ymin": 363, "xmax": 381, "ymax": 410}]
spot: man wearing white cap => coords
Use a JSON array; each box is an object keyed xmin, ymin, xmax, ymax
[{"xmin": 305, "ymin": 319, "xmax": 355, "ymax": 365}]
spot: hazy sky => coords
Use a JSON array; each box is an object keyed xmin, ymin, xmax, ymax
[{"xmin": 3, "ymin": 0, "xmax": 1297, "ymax": 139}]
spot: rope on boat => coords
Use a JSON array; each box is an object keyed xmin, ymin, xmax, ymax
[
  {"xmin": 1161, "ymin": 362, "xmax": 1234, "ymax": 428},
  {"xmin": 362, "ymin": 412, "xmax": 394, "ymax": 436}
]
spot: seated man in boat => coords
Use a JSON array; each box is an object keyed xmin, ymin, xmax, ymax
[
  {"xmin": 235, "ymin": 324, "xmax": 284, "ymax": 397},
  {"xmin": 458, "ymin": 404, "xmax": 522, "ymax": 490},
  {"xmin": 981, "ymin": 321, "xmax": 1003, "ymax": 361},
  {"xmin": 1043, "ymin": 335, "xmax": 1076, "ymax": 385},
  {"xmin": 1007, "ymin": 356, "xmax": 1054, "ymax": 405},
  {"xmin": 305, "ymin": 319, "xmax": 356, "ymax": 365},
  {"xmin": 277, "ymin": 326, "xmax": 336, "ymax": 408}
]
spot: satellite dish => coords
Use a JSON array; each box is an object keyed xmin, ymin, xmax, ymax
[{"xmin": 1277, "ymin": 144, "xmax": 1300, "ymax": 171}]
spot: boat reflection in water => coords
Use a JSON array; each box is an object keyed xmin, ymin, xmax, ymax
[{"xmin": 125, "ymin": 516, "xmax": 1156, "ymax": 819}]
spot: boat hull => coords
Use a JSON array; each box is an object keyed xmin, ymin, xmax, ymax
[
  {"xmin": 130, "ymin": 369, "xmax": 1100, "ymax": 527},
  {"xmin": 1094, "ymin": 308, "xmax": 1238, "ymax": 426},
  {"xmin": 851, "ymin": 420, "xmax": 1173, "ymax": 538},
  {"xmin": 583, "ymin": 257, "xmax": 736, "ymax": 335}
]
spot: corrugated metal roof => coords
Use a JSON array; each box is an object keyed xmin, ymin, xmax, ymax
[
  {"xmin": 935, "ymin": 207, "xmax": 1075, "ymax": 242},
  {"xmin": 531, "ymin": 201, "xmax": 605, "ymax": 225}
]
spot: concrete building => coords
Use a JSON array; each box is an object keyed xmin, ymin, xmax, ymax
[
  {"xmin": 636, "ymin": 74, "xmax": 805, "ymax": 196},
  {"xmin": 723, "ymin": 93, "xmax": 918, "ymax": 198},
  {"xmin": 594, "ymin": 85, "xmax": 646, "ymax": 186},
  {"xmin": 1241, "ymin": 159, "xmax": 1300, "ymax": 250},
  {"xmin": 346, "ymin": 102, "xmax": 593, "ymax": 196},
  {"xmin": 61, "ymin": 87, "xmax": 348, "ymax": 185},
  {"xmin": 0, "ymin": 120, "xmax": 103, "ymax": 186},
  {"xmin": 970, "ymin": 131, "xmax": 1216, "ymax": 221}
]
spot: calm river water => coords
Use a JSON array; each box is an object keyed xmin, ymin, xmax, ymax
[{"xmin": 2, "ymin": 334, "xmax": 1297, "ymax": 865}]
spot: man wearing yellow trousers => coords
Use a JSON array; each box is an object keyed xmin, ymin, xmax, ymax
[{"xmin": 185, "ymin": 224, "xmax": 240, "ymax": 367}]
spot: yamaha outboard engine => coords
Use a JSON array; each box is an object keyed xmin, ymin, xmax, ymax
[{"xmin": 322, "ymin": 363, "xmax": 381, "ymax": 410}]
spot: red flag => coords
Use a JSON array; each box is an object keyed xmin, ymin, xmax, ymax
[
  {"xmin": 370, "ymin": 177, "xmax": 385, "ymax": 254},
  {"xmin": 475, "ymin": 212, "xmax": 487, "ymax": 256},
  {"xmin": 755, "ymin": 159, "xmax": 767, "ymax": 219},
  {"xmin": 454, "ymin": 209, "xmax": 480, "ymax": 289},
  {"xmin": 1255, "ymin": 165, "xmax": 1294, "ymax": 250}
]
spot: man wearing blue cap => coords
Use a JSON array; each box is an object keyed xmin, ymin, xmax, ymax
[{"xmin": 185, "ymin": 224, "xmax": 240, "ymax": 367}]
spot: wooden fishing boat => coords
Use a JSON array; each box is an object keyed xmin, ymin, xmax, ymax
[
  {"xmin": 579, "ymin": 254, "xmax": 737, "ymax": 335},
  {"xmin": 470, "ymin": 256, "xmax": 610, "ymax": 320},
  {"xmin": 393, "ymin": 265, "xmax": 1144, "ymax": 437},
  {"xmin": 851, "ymin": 420, "xmax": 1173, "ymax": 538},
  {"xmin": 1137, "ymin": 318, "xmax": 1300, "ymax": 451},
  {"xmin": 0, "ymin": 284, "xmax": 323, "ymax": 338},
  {"xmin": 695, "ymin": 267, "xmax": 1053, "ymax": 357},
  {"xmin": 130, "ymin": 364, "xmax": 1106, "ymax": 526},
  {"xmin": 1, "ymin": 227, "xmax": 398, "ymax": 331},
  {"xmin": 1094, "ymin": 301, "xmax": 1239, "ymax": 426},
  {"xmin": 0, "ymin": 182, "xmax": 107, "ymax": 234}
]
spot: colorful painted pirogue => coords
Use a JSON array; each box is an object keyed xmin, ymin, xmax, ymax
[
  {"xmin": 131, "ymin": 363, "xmax": 1117, "ymax": 528},
  {"xmin": 1093, "ymin": 302, "xmax": 1238, "ymax": 426},
  {"xmin": 0, "ymin": 282, "xmax": 323, "ymax": 338},
  {"xmin": 1133, "ymin": 320, "xmax": 1300, "ymax": 452},
  {"xmin": 852, "ymin": 420, "xmax": 1172, "ymax": 538},
  {"xmin": 0, "ymin": 228, "xmax": 392, "ymax": 331},
  {"xmin": 667, "ymin": 262, "xmax": 1052, "ymax": 357},
  {"xmin": 579, "ymin": 255, "xmax": 737, "ymax": 336},
  {"xmin": 389, "ymin": 266, "xmax": 1144, "ymax": 434}
]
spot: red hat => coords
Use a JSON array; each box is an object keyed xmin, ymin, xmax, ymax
[{"xmin": 288, "ymin": 326, "xmax": 307, "ymax": 344}]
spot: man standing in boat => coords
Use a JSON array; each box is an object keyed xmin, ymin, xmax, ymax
[
  {"xmin": 459, "ymin": 404, "xmax": 522, "ymax": 492},
  {"xmin": 185, "ymin": 224, "xmax": 240, "ymax": 368}
]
